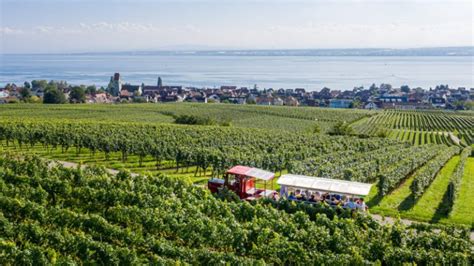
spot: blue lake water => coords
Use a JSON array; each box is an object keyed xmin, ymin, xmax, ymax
[{"xmin": 0, "ymin": 54, "xmax": 472, "ymax": 90}]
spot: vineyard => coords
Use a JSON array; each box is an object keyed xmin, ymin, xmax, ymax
[
  {"xmin": 0, "ymin": 104, "xmax": 473, "ymax": 263},
  {"xmin": 353, "ymin": 110, "xmax": 474, "ymax": 146},
  {"xmin": 0, "ymin": 103, "xmax": 373, "ymax": 133},
  {"xmin": 0, "ymin": 155, "xmax": 472, "ymax": 264}
]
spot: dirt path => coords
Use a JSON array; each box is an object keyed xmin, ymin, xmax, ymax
[
  {"xmin": 52, "ymin": 160, "xmax": 138, "ymax": 177},
  {"xmin": 371, "ymin": 214, "xmax": 473, "ymax": 241}
]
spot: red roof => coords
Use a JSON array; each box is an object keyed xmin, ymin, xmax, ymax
[{"xmin": 226, "ymin": 165, "xmax": 252, "ymax": 176}]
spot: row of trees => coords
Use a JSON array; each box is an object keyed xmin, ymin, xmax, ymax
[
  {"xmin": 0, "ymin": 119, "xmax": 397, "ymax": 178},
  {"xmin": 5, "ymin": 80, "xmax": 102, "ymax": 104},
  {"xmin": 289, "ymin": 144, "xmax": 440, "ymax": 183}
]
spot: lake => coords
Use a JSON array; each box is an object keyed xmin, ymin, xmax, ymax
[{"xmin": 0, "ymin": 54, "xmax": 472, "ymax": 90}]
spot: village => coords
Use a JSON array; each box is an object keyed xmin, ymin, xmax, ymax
[{"xmin": 1, "ymin": 72, "xmax": 473, "ymax": 110}]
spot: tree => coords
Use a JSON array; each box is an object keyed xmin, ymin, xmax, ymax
[
  {"xmin": 51, "ymin": 80, "xmax": 68, "ymax": 90},
  {"xmin": 400, "ymin": 85, "xmax": 410, "ymax": 93},
  {"xmin": 31, "ymin": 80, "xmax": 48, "ymax": 89},
  {"xmin": 4, "ymin": 83, "xmax": 14, "ymax": 90},
  {"xmin": 19, "ymin": 87, "xmax": 32, "ymax": 101},
  {"xmin": 319, "ymin": 87, "xmax": 331, "ymax": 99},
  {"xmin": 69, "ymin": 86, "xmax": 86, "ymax": 103},
  {"xmin": 465, "ymin": 101, "xmax": 474, "ymax": 110},
  {"xmin": 98, "ymin": 86, "xmax": 106, "ymax": 93},
  {"xmin": 246, "ymin": 99, "xmax": 256, "ymax": 105},
  {"xmin": 24, "ymin": 81, "xmax": 31, "ymax": 89},
  {"xmin": 380, "ymin": 83, "xmax": 392, "ymax": 91},
  {"xmin": 157, "ymin": 77, "xmax": 163, "ymax": 88},
  {"xmin": 328, "ymin": 121, "xmax": 354, "ymax": 136},
  {"xmin": 43, "ymin": 85, "xmax": 66, "ymax": 104},
  {"xmin": 85, "ymin": 85, "xmax": 97, "ymax": 95},
  {"xmin": 349, "ymin": 99, "xmax": 361, "ymax": 109}
]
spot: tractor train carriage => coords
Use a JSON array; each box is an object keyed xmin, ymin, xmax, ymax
[
  {"xmin": 278, "ymin": 174, "xmax": 372, "ymax": 210},
  {"xmin": 208, "ymin": 165, "xmax": 277, "ymax": 200},
  {"xmin": 277, "ymin": 174, "xmax": 372, "ymax": 198},
  {"xmin": 208, "ymin": 166, "xmax": 373, "ymax": 210}
]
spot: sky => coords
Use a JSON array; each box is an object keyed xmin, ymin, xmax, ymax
[{"xmin": 0, "ymin": 0, "xmax": 473, "ymax": 54}]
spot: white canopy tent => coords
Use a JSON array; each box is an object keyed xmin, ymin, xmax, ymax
[{"xmin": 278, "ymin": 174, "xmax": 372, "ymax": 196}]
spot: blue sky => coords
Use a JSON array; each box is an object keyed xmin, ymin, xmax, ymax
[{"xmin": 1, "ymin": 0, "xmax": 472, "ymax": 53}]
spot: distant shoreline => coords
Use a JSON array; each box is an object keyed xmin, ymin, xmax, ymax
[{"xmin": 3, "ymin": 46, "xmax": 474, "ymax": 57}]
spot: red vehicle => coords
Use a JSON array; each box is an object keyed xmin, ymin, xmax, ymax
[{"xmin": 208, "ymin": 165, "xmax": 276, "ymax": 200}]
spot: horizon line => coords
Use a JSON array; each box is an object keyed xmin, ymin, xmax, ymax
[{"xmin": 2, "ymin": 46, "xmax": 473, "ymax": 56}]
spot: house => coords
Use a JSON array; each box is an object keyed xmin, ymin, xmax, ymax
[
  {"xmin": 330, "ymin": 90, "xmax": 342, "ymax": 98},
  {"xmin": 379, "ymin": 93, "xmax": 408, "ymax": 103},
  {"xmin": 364, "ymin": 102, "xmax": 378, "ymax": 110},
  {"xmin": 257, "ymin": 95, "xmax": 273, "ymax": 105},
  {"xmin": 295, "ymin": 88, "xmax": 306, "ymax": 95},
  {"xmin": 273, "ymin": 97, "xmax": 284, "ymax": 106},
  {"xmin": 329, "ymin": 99, "xmax": 352, "ymax": 108},
  {"xmin": 430, "ymin": 96, "xmax": 447, "ymax": 108},
  {"xmin": 304, "ymin": 99, "xmax": 319, "ymax": 107},
  {"xmin": 220, "ymin": 86, "xmax": 237, "ymax": 91},
  {"xmin": 119, "ymin": 89, "xmax": 132, "ymax": 100},
  {"xmin": 0, "ymin": 90, "xmax": 9, "ymax": 98},
  {"xmin": 284, "ymin": 96, "xmax": 299, "ymax": 106},
  {"xmin": 32, "ymin": 88, "xmax": 45, "ymax": 97},
  {"xmin": 277, "ymin": 88, "xmax": 286, "ymax": 96},
  {"xmin": 228, "ymin": 96, "xmax": 247, "ymax": 104},
  {"xmin": 94, "ymin": 93, "xmax": 110, "ymax": 103},
  {"xmin": 207, "ymin": 94, "xmax": 220, "ymax": 103},
  {"xmin": 121, "ymin": 84, "xmax": 143, "ymax": 96}
]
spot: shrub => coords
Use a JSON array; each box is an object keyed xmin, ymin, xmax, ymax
[
  {"xmin": 328, "ymin": 121, "xmax": 354, "ymax": 136},
  {"xmin": 174, "ymin": 114, "xmax": 217, "ymax": 126}
]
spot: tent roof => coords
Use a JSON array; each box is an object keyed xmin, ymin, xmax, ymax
[
  {"xmin": 226, "ymin": 165, "xmax": 275, "ymax": 181},
  {"xmin": 277, "ymin": 174, "xmax": 372, "ymax": 196}
]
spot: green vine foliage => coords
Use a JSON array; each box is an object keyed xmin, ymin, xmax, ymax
[{"xmin": 0, "ymin": 155, "xmax": 472, "ymax": 264}]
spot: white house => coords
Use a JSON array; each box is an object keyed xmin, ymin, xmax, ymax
[{"xmin": 364, "ymin": 102, "xmax": 378, "ymax": 110}]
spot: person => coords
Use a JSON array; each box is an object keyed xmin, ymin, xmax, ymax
[
  {"xmin": 324, "ymin": 194, "xmax": 331, "ymax": 204},
  {"xmin": 313, "ymin": 192, "xmax": 321, "ymax": 202},
  {"xmin": 357, "ymin": 198, "xmax": 367, "ymax": 212},
  {"xmin": 288, "ymin": 192, "xmax": 296, "ymax": 200},
  {"xmin": 295, "ymin": 189, "xmax": 305, "ymax": 201},
  {"xmin": 344, "ymin": 197, "xmax": 357, "ymax": 210},
  {"xmin": 322, "ymin": 193, "xmax": 330, "ymax": 203},
  {"xmin": 329, "ymin": 196, "xmax": 339, "ymax": 206},
  {"xmin": 272, "ymin": 192, "xmax": 280, "ymax": 201},
  {"xmin": 308, "ymin": 194, "xmax": 317, "ymax": 203}
]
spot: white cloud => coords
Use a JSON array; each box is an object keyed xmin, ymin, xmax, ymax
[{"xmin": 0, "ymin": 26, "xmax": 24, "ymax": 35}]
